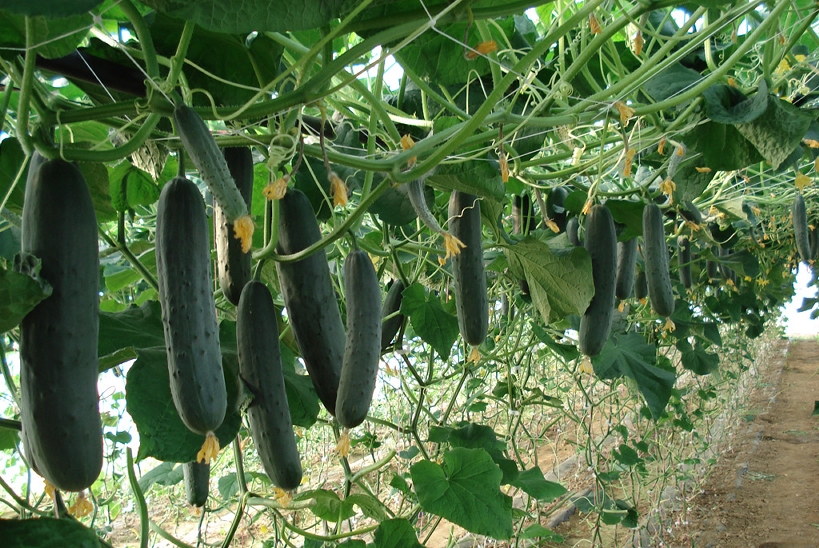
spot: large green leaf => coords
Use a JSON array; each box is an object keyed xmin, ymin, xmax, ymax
[
  {"xmin": 427, "ymin": 161, "xmax": 505, "ymax": 201},
  {"xmin": 683, "ymin": 122, "xmax": 763, "ymax": 172},
  {"xmin": 0, "ymin": 0, "xmax": 103, "ymax": 16},
  {"xmin": 592, "ymin": 332, "xmax": 676, "ymax": 419},
  {"xmin": 735, "ymin": 94, "xmax": 816, "ymax": 170},
  {"xmin": 676, "ymin": 339, "xmax": 719, "ymax": 375},
  {"xmin": 372, "ymin": 519, "xmax": 424, "ymax": 548},
  {"xmin": 411, "ymin": 448, "xmax": 513, "ymax": 540},
  {"xmin": 108, "ymin": 162, "xmax": 160, "ymax": 211},
  {"xmin": 511, "ymin": 467, "xmax": 567, "ymax": 502},
  {"xmin": 0, "ymin": 263, "xmax": 52, "ymax": 333},
  {"xmin": 703, "ymin": 82, "xmax": 769, "ymax": 124},
  {"xmin": 671, "ymin": 155, "xmax": 716, "ymax": 204},
  {"xmin": 399, "ymin": 283, "xmax": 459, "ymax": 359},
  {"xmin": 125, "ymin": 347, "xmax": 243, "ymax": 462},
  {"xmin": 0, "ymin": 517, "xmax": 100, "ymax": 548},
  {"xmin": 504, "ymin": 237, "xmax": 594, "ymax": 325},
  {"xmin": 78, "ymin": 161, "xmax": 117, "ymax": 223},
  {"xmin": 447, "ymin": 423, "xmax": 518, "ymax": 484},
  {"xmin": 0, "ymin": 12, "xmax": 91, "ymax": 59},
  {"xmin": 139, "ymin": 0, "xmax": 347, "ymax": 33},
  {"xmin": 98, "ymin": 300, "xmax": 167, "ymax": 370},
  {"xmin": 642, "ymin": 63, "xmax": 703, "ymax": 103},
  {"xmin": 606, "ymin": 200, "xmax": 644, "ymax": 241}
]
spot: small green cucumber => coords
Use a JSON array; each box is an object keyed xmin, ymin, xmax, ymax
[
  {"xmin": 634, "ymin": 268, "xmax": 648, "ymax": 300},
  {"xmin": 20, "ymin": 158, "xmax": 103, "ymax": 492},
  {"xmin": 546, "ymin": 186, "xmax": 570, "ymax": 231},
  {"xmin": 567, "ymin": 217, "xmax": 582, "ymax": 247},
  {"xmin": 615, "ymin": 238, "xmax": 638, "ymax": 300},
  {"xmin": 381, "ymin": 279, "xmax": 405, "ymax": 351},
  {"xmin": 793, "ymin": 193, "xmax": 810, "ymax": 263},
  {"xmin": 173, "ymin": 104, "xmax": 248, "ymax": 222},
  {"xmin": 214, "ymin": 147, "xmax": 254, "ymax": 306},
  {"xmin": 448, "ymin": 191, "xmax": 488, "ymax": 346},
  {"xmin": 810, "ymin": 227, "xmax": 819, "ymax": 261},
  {"xmin": 336, "ymin": 250, "xmax": 382, "ymax": 428},
  {"xmin": 578, "ymin": 204, "xmax": 617, "ymax": 357},
  {"xmin": 237, "ymin": 280, "xmax": 303, "ymax": 490},
  {"xmin": 678, "ymin": 237, "xmax": 692, "ymax": 289},
  {"xmin": 642, "ymin": 203, "xmax": 675, "ymax": 317},
  {"xmin": 183, "ymin": 461, "xmax": 210, "ymax": 507},
  {"xmin": 276, "ymin": 188, "xmax": 344, "ymax": 415},
  {"xmin": 156, "ymin": 176, "xmax": 226, "ymax": 435}
]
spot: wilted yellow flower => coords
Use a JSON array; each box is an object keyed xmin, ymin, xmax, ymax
[
  {"xmin": 197, "ymin": 432, "xmax": 221, "ymax": 464},
  {"xmin": 589, "ymin": 13, "xmax": 602, "ymax": 34},
  {"xmin": 468, "ymin": 346, "xmax": 481, "ymax": 363},
  {"xmin": 632, "ymin": 30, "xmax": 643, "ymax": 56},
  {"xmin": 499, "ymin": 151, "xmax": 509, "ymax": 182},
  {"xmin": 795, "ymin": 171, "xmax": 812, "ymax": 191},
  {"xmin": 815, "ymin": 157, "xmax": 819, "ymax": 172},
  {"xmin": 329, "ymin": 172, "xmax": 348, "ymax": 207},
  {"xmin": 401, "ymin": 134, "xmax": 417, "ymax": 167},
  {"xmin": 623, "ymin": 147, "xmax": 636, "ymax": 177},
  {"xmin": 263, "ymin": 175, "xmax": 289, "ymax": 201},
  {"xmin": 657, "ymin": 137, "xmax": 666, "ymax": 155},
  {"xmin": 336, "ymin": 430, "xmax": 351, "ymax": 458},
  {"xmin": 273, "ymin": 487, "xmax": 293, "ymax": 508},
  {"xmin": 695, "ymin": 166, "xmax": 712, "ymax": 173},
  {"xmin": 795, "ymin": 54, "xmax": 807, "ymax": 63},
  {"xmin": 803, "ymin": 139, "xmax": 819, "ymax": 148},
  {"xmin": 684, "ymin": 220, "xmax": 701, "ymax": 232},
  {"xmin": 775, "ymin": 58, "xmax": 790, "ymax": 76},
  {"xmin": 727, "ymin": 77, "xmax": 737, "ymax": 87},
  {"xmin": 662, "ymin": 318, "xmax": 676, "ymax": 332},
  {"xmin": 466, "ymin": 40, "xmax": 498, "ymax": 60},
  {"xmin": 44, "ymin": 480, "xmax": 56, "ymax": 501},
  {"xmin": 68, "ymin": 492, "xmax": 93, "ymax": 518},
  {"xmin": 613, "ymin": 101, "xmax": 634, "ymax": 125},
  {"xmin": 660, "ymin": 178, "xmax": 676, "ymax": 198},
  {"xmin": 617, "ymin": 301, "xmax": 626, "ymax": 313},
  {"xmin": 545, "ymin": 218, "xmax": 560, "ymax": 233},
  {"xmin": 675, "ymin": 144, "xmax": 685, "ymax": 156},
  {"xmin": 579, "ymin": 356, "xmax": 594, "ymax": 374},
  {"xmin": 233, "ymin": 215, "xmax": 255, "ymax": 254},
  {"xmin": 726, "ymin": 278, "xmax": 737, "ymax": 290},
  {"xmin": 582, "ymin": 199, "xmax": 593, "ymax": 215},
  {"xmin": 443, "ymin": 231, "xmax": 466, "ymax": 259}
]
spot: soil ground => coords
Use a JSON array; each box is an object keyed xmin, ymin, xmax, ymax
[{"xmin": 684, "ymin": 338, "xmax": 819, "ymax": 548}]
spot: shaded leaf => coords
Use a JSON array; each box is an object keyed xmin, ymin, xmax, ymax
[
  {"xmin": 0, "ymin": 0, "xmax": 103, "ymax": 16},
  {"xmin": 704, "ymin": 82, "xmax": 768, "ymax": 124},
  {"xmin": 511, "ymin": 467, "xmax": 566, "ymax": 502},
  {"xmin": 0, "ymin": 138, "xmax": 26, "ymax": 212},
  {"xmin": 0, "ymin": 517, "xmax": 100, "ymax": 548},
  {"xmin": 428, "ymin": 161, "xmax": 505, "ymax": 201},
  {"xmin": 643, "ymin": 63, "xmax": 703, "ymax": 103},
  {"xmin": 736, "ymin": 94, "xmax": 816, "ymax": 169},
  {"xmin": 520, "ymin": 524, "xmax": 564, "ymax": 541},
  {"xmin": 137, "ymin": 462, "xmax": 184, "ymax": 492},
  {"xmin": 373, "ymin": 519, "xmax": 424, "ymax": 548},
  {"xmin": 682, "ymin": 122, "xmax": 763, "ymax": 171},
  {"xmin": 0, "ymin": 264, "xmax": 52, "ymax": 333},
  {"xmin": 677, "ymin": 339, "xmax": 719, "ymax": 375},
  {"xmin": 606, "ymin": 200, "xmax": 644, "ymax": 241},
  {"xmin": 399, "ymin": 283, "xmax": 459, "ymax": 359},
  {"xmin": 0, "ymin": 12, "xmax": 91, "ymax": 59}
]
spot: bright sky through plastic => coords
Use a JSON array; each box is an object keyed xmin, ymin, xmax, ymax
[{"xmin": 782, "ymin": 266, "xmax": 819, "ymax": 336}]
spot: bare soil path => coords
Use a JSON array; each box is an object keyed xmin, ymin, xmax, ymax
[{"xmin": 686, "ymin": 338, "xmax": 819, "ymax": 548}]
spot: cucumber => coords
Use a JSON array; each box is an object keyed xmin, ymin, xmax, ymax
[
  {"xmin": 642, "ymin": 203, "xmax": 675, "ymax": 317},
  {"xmin": 678, "ymin": 237, "xmax": 692, "ymax": 289},
  {"xmin": 276, "ymin": 188, "xmax": 344, "ymax": 415},
  {"xmin": 381, "ymin": 279, "xmax": 405, "ymax": 351},
  {"xmin": 448, "ymin": 191, "xmax": 488, "ymax": 346},
  {"xmin": 336, "ymin": 250, "xmax": 382, "ymax": 428},
  {"xmin": 567, "ymin": 217, "xmax": 582, "ymax": 246},
  {"xmin": 634, "ymin": 268, "xmax": 648, "ymax": 300},
  {"xmin": 546, "ymin": 186, "xmax": 569, "ymax": 231},
  {"xmin": 615, "ymin": 238, "xmax": 638, "ymax": 300},
  {"xmin": 237, "ymin": 280, "xmax": 303, "ymax": 489},
  {"xmin": 19, "ymin": 158, "xmax": 103, "ymax": 492},
  {"xmin": 679, "ymin": 200, "xmax": 702, "ymax": 225},
  {"xmin": 183, "ymin": 461, "xmax": 210, "ymax": 507},
  {"xmin": 810, "ymin": 227, "xmax": 819, "ymax": 261},
  {"xmin": 214, "ymin": 147, "xmax": 254, "ymax": 306},
  {"xmin": 173, "ymin": 105, "xmax": 248, "ymax": 223},
  {"xmin": 793, "ymin": 193, "xmax": 810, "ymax": 263},
  {"xmin": 156, "ymin": 176, "xmax": 227, "ymax": 436},
  {"xmin": 578, "ymin": 204, "xmax": 617, "ymax": 357}
]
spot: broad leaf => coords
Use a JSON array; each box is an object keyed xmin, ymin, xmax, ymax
[
  {"xmin": 98, "ymin": 300, "xmax": 167, "ymax": 370},
  {"xmin": 0, "ymin": 138, "xmax": 26, "ymax": 212},
  {"xmin": 0, "ymin": 264, "xmax": 52, "ymax": 333},
  {"xmin": 0, "ymin": 0, "xmax": 103, "ymax": 16},
  {"xmin": 399, "ymin": 283, "xmax": 459, "ymax": 359},
  {"xmin": 592, "ymin": 332, "xmax": 676, "ymax": 419},
  {"xmin": 137, "ymin": 462, "xmax": 184, "ymax": 492},
  {"xmin": 372, "ymin": 519, "xmax": 424, "ymax": 548},
  {"xmin": 520, "ymin": 524, "xmax": 564, "ymax": 541},
  {"xmin": 511, "ymin": 467, "xmax": 567, "ymax": 502},
  {"xmin": 736, "ymin": 94, "xmax": 816, "ymax": 169},
  {"xmin": 448, "ymin": 423, "xmax": 518, "ymax": 484},
  {"xmin": 683, "ymin": 122, "xmax": 763, "ymax": 171},
  {"xmin": 299, "ymin": 489, "xmax": 356, "ymax": 522},
  {"xmin": 504, "ymin": 237, "xmax": 594, "ymax": 325},
  {"xmin": 109, "ymin": 162, "xmax": 160, "ymax": 211},
  {"xmin": 0, "ymin": 12, "xmax": 91, "ymax": 59},
  {"xmin": 411, "ymin": 448, "xmax": 513, "ymax": 540},
  {"xmin": 677, "ymin": 339, "xmax": 719, "ymax": 375},
  {"xmin": 0, "ymin": 517, "xmax": 100, "ymax": 547},
  {"xmin": 427, "ymin": 161, "xmax": 505, "ymax": 201},
  {"xmin": 606, "ymin": 200, "xmax": 644, "ymax": 241},
  {"xmin": 704, "ymin": 82, "xmax": 769, "ymax": 124},
  {"xmin": 642, "ymin": 63, "xmax": 703, "ymax": 103}
]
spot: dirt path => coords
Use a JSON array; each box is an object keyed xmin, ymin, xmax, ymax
[{"xmin": 686, "ymin": 338, "xmax": 819, "ymax": 548}]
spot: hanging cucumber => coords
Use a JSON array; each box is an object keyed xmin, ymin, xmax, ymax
[
  {"xmin": 336, "ymin": 250, "xmax": 382, "ymax": 429},
  {"xmin": 810, "ymin": 227, "xmax": 819, "ymax": 261},
  {"xmin": 546, "ymin": 186, "xmax": 570, "ymax": 231},
  {"xmin": 448, "ymin": 191, "xmax": 488, "ymax": 347},
  {"xmin": 183, "ymin": 461, "xmax": 210, "ymax": 507},
  {"xmin": 173, "ymin": 104, "xmax": 253, "ymax": 251},
  {"xmin": 276, "ymin": 188, "xmax": 344, "ymax": 415},
  {"xmin": 237, "ymin": 280, "xmax": 303, "ymax": 490},
  {"xmin": 793, "ymin": 193, "xmax": 811, "ymax": 263},
  {"xmin": 578, "ymin": 204, "xmax": 617, "ymax": 357},
  {"xmin": 381, "ymin": 279, "xmax": 405, "ymax": 351},
  {"xmin": 642, "ymin": 203, "xmax": 675, "ymax": 317},
  {"xmin": 567, "ymin": 216, "xmax": 582, "ymax": 246},
  {"xmin": 214, "ymin": 147, "xmax": 254, "ymax": 306},
  {"xmin": 19, "ymin": 158, "xmax": 103, "ymax": 492},
  {"xmin": 156, "ymin": 177, "xmax": 227, "ymax": 440},
  {"xmin": 678, "ymin": 237, "xmax": 692, "ymax": 289},
  {"xmin": 615, "ymin": 238, "xmax": 638, "ymax": 300},
  {"xmin": 634, "ymin": 267, "xmax": 648, "ymax": 300}
]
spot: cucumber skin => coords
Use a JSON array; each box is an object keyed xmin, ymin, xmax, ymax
[
  {"xmin": 214, "ymin": 147, "xmax": 253, "ymax": 306},
  {"xmin": 615, "ymin": 238, "xmax": 638, "ymax": 300},
  {"xmin": 336, "ymin": 250, "xmax": 382, "ymax": 428},
  {"xmin": 237, "ymin": 281, "xmax": 303, "ymax": 489},
  {"xmin": 183, "ymin": 461, "xmax": 210, "ymax": 507},
  {"xmin": 547, "ymin": 186, "xmax": 569, "ymax": 231},
  {"xmin": 276, "ymin": 188, "xmax": 344, "ymax": 415},
  {"xmin": 156, "ymin": 177, "xmax": 227, "ymax": 435},
  {"xmin": 578, "ymin": 205, "xmax": 617, "ymax": 357},
  {"xmin": 448, "ymin": 191, "xmax": 488, "ymax": 346},
  {"xmin": 678, "ymin": 237, "xmax": 692, "ymax": 289},
  {"xmin": 381, "ymin": 279, "xmax": 405, "ymax": 350},
  {"xmin": 20, "ymin": 159, "xmax": 103, "ymax": 492},
  {"xmin": 634, "ymin": 268, "xmax": 648, "ymax": 300},
  {"xmin": 173, "ymin": 105, "xmax": 247, "ymax": 222},
  {"xmin": 793, "ymin": 193, "xmax": 810, "ymax": 263},
  {"xmin": 642, "ymin": 204, "xmax": 675, "ymax": 317},
  {"xmin": 567, "ymin": 217, "xmax": 582, "ymax": 246}
]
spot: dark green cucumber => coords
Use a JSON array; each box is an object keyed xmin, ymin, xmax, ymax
[
  {"xmin": 679, "ymin": 200, "xmax": 702, "ymax": 225},
  {"xmin": 448, "ymin": 191, "xmax": 488, "ymax": 346},
  {"xmin": 567, "ymin": 217, "xmax": 582, "ymax": 246},
  {"xmin": 678, "ymin": 237, "xmax": 692, "ymax": 289},
  {"xmin": 19, "ymin": 158, "xmax": 103, "ymax": 492},
  {"xmin": 276, "ymin": 188, "xmax": 344, "ymax": 415},
  {"xmin": 336, "ymin": 250, "xmax": 382, "ymax": 428},
  {"xmin": 214, "ymin": 147, "xmax": 253, "ymax": 306},
  {"xmin": 793, "ymin": 193, "xmax": 810, "ymax": 263},
  {"xmin": 381, "ymin": 279, "xmax": 405, "ymax": 351},
  {"xmin": 546, "ymin": 186, "xmax": 570, "ymax": 231},
  {"xmin": 810, "ymin": 227, "xmax": 819, "ymax": 261},
  {"xmin": 578, "ymin": 204, "xmax": 617, "ymax": 357},
  {"xmin": 634, "ymin": 268, "xmax": 648, "ymax": 300},
  {"xmin": 156, "ymin": 176, "xmax": 226, "ymax": 435},
  {"xmin": 615, "ymin": 238, "xmax": 638, "ymax": 300},
  {"xmin": 642, "ymin": 203, "xmax": 675, "ymax": 317},
  {"xmin": 237, "ymin": 280, "xmax": 303, "ymax": 489},
  {"xmin": 183, "ymin": 461, "xmax": 210, "ymax": 507}
]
